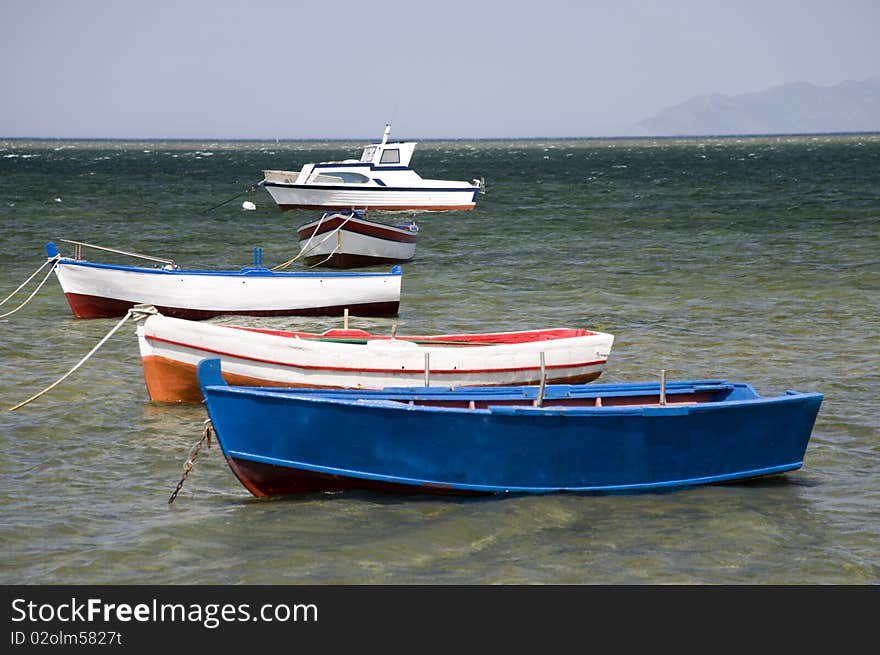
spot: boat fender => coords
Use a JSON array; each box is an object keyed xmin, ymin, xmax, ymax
[{"xmin": 45, "ymin": 242, "xmax": 59, "ymax": 258}]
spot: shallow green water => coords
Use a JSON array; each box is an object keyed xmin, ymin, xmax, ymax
[{"xmin": 1, "ymin": 134, "xmax": 878, "ymax": 583}]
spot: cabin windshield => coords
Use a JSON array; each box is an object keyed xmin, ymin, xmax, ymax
[
  {"xmin": 379, "ymin": 148, "xmax": 400, "ymax": 164},
  {"xmin": 360, "ymin": 146, "xmax": 377, "ymax": 163}
]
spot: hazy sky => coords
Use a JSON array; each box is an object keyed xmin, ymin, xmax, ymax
[{"xmin": 2, "ymin": 0, "xmax": 878, "ymax": 139}]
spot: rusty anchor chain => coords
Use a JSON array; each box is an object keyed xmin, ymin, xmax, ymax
[{"xmin": 168, "ymin": 419, "xmax": 213, "ymax": 505}]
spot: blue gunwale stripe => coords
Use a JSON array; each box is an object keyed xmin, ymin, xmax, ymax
[{"xmin": 58, "ymin": 258, "xmax": 402, "ymax": 277}]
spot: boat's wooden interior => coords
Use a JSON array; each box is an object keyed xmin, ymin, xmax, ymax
[
  {"xmin": 229, "ymin": 325, "xmax": 599, "ymax": 346},
  {"xmin": 379, "ymin": 390, "xmax": 719, "ymax": 410}
]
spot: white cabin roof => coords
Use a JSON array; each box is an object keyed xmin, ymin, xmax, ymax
[{"xmin": 359, "ymin": 124, "xmax": 417, "ymax": 167}]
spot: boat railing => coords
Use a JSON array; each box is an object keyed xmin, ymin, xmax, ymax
[{"xmin": 59, "ymin": 239, "xmax": 176, "ymax": 268}]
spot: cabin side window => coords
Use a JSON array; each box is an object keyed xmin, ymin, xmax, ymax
[
  {"xmin": 379, "ymin": 148, "xmax": 400, "ymax": 164},
  {"xmin": 310, "ymin": 171, "xmax": 370, "ymax": 184},
  {"xmin": 335, "ymin": 172, "xmax": 370, "ymax": 184}
]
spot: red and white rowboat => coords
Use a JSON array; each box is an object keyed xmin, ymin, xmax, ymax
[
  {"xmin": 297, "ymin": 211, "xmax": 418, "ymax": 268},
  {"xmin": 132, "ymin": 306, "xmax": 615, "ymax": 403}
]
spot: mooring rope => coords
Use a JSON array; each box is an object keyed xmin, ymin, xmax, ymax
[
  {"xmin": 202, "ymin": 180, "xmax": 263, "ymax": 214},
  {"xmin": 269, "ymin": 214, "xmax": 325, "ymax": 271},
  {"xmin": 0, "ymin": 256, "xmax": 59, "ymax": 318},
  {"xmin": 307, "ymin": 231, "xmax": 343, "ymax": 269},
  {"xmin": 6, "ymin": 307, "xmax": 146, "ymax": 411},
  {"xmin": 271, "ymin": 212, "xmax": 356, "ymax": 271}
]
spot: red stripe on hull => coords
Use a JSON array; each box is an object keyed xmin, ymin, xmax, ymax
[
  {"xmin": 298, "ymin": 217, "xmax": 418, "ymax": 243},
  {"xmin": 145, "ymin": 333, "xmax": 607, "ymax": 377},
  {"xmin": 63, "ymin": 292, "xmax": 399, "ymax": 320},
  {"xmin": 225, "ymin": 456, "xmax": 489, "ymax": 498}
]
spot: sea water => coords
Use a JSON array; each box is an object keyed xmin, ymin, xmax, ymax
[{"xmin": 0, "ymin": 134, "xmax": 878, "ymax": 583}]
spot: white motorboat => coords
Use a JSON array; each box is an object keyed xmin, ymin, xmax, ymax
[{"xmin": 261, "ymin": 125, "xmax": 482, "ymax": 212}]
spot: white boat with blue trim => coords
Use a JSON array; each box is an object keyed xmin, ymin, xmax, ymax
[
  {"xmin": 260, "ymin": 125, "xmax": 482, "ymax": 212},
  {"xmin": 46, "ymin": 241, "xmax": 402, "ymax": 320}
]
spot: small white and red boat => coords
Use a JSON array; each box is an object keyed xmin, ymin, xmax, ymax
[
  {"xmin": 132, "ymin": 306, "xmax": 615, "ymax": 403},
  {"xmin": 260, "ymin": 124, "xmax": 482, "ymax": 212},
  {"xmin": 297, "ymin": 211, "xmax": 418, "ymax": 268},
  {"xmin": 46, "ymin": 241, "xmax": 402, "ymax": 320}
]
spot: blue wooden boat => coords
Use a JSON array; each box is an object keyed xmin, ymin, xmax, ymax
[{"xmin": 196, "ymin": 358, "xmax": 823, "ymax": 498}]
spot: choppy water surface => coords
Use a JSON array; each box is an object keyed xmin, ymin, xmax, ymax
[{"xmin": 1, "ymin": 134, "xmax": 878, "ymax": 584}]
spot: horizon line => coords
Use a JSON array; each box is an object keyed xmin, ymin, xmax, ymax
[{"xmin": 2, "ymin": 130, "xmax": 879, "ymax": 143}]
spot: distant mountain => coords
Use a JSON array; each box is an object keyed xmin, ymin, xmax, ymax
[{"xmin": 632, "ymin": 77, "xmax": 880, "ymax": 136}]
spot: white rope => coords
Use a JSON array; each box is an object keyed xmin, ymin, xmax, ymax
[
  {"xmin": 271, "ymin": 212, "xmax": 356, "ymax": 271},
  {"xmin": 307, "ymin": 230, "xmax": 343, "ymax": 268},
  {"xmin": 0, "ymin": 258, "xmax": 59, "ymax": 319},
  {"xmin": 271, "ymin": 212, "xmax": 329, "ymax": 271},
  {"xmin": 0, "ymin": 256, "xmax": 57, "ymax": 306},
  {"xmin": 302, "ymin": 212, "xmax": 355, "ymax": 268},
  {"xmin": 7, "ymin": 309, "xmax": 138, "ymax": 411},
  {"xmin": 294, "ymin": 213, "xmax": 331, "ymax": 261}
]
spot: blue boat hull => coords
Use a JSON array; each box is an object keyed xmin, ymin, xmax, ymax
[{"xmin": 197, "ymin": 360, "xmax": 823, "ymax": 497}]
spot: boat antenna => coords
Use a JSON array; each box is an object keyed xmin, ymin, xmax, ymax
[{"xmin": 381, "ymin": 123, "xmax": 391, "ymax": 145}]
